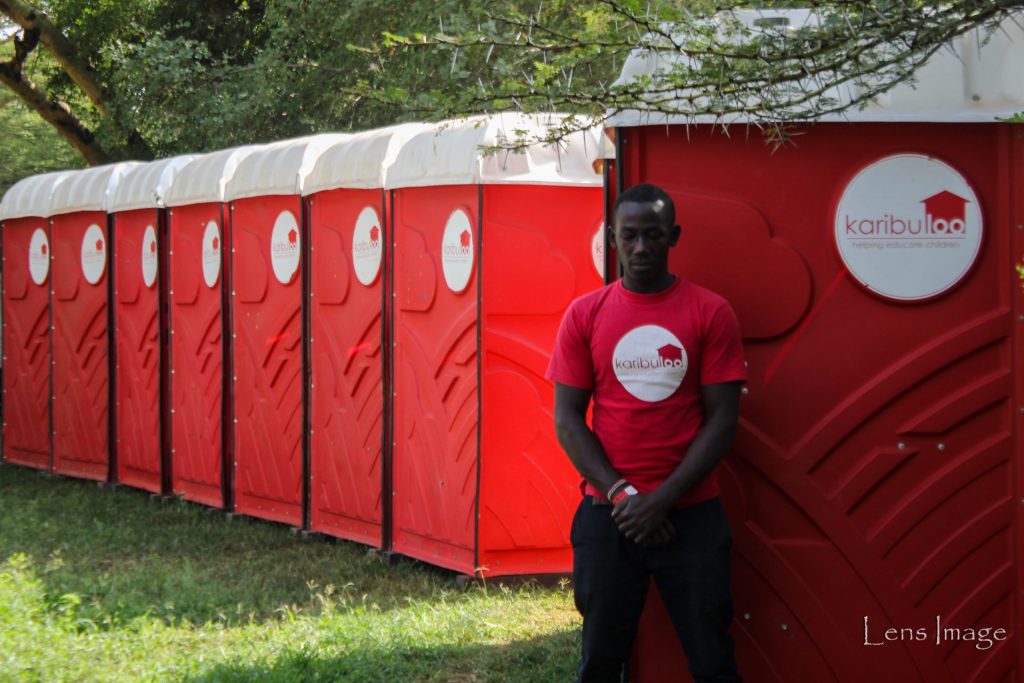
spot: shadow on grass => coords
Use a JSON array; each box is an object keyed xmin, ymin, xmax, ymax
[
  {"xmin": 0, "ymin": 464, "xmax": 566, "ymax": 629},
  {"xmin": 184, "ymin": 630, "xmax": 580, "ymax": 683}
]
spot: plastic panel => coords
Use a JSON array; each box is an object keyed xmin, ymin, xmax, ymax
[
  {"xmin": 477, "ymin": 184, "xmax": 604, "ymax": 576},
  {"xmin": 1, "ymin": 217, "xmax": 52, "ymax": 469},
  {"xmin": 307, "ymin": 188, "xmax": 386, "ymax": 546},
  {"xmin": 230, "ymin": 195, "xmax": 303, "ymax": 526},
  {"xmin": 619, "ymin": 123, "xmax": 1019, "ymax": 683},
  {"xmin": 113, "ymin": 208, "xmax": 162, "ymax": 493},
  {"xmin": 50, "ymin": 211, "xmax": 109, "ymax": 480},
  {"xmin": 169, "ymin": 202, "xmax": 225, "ymax": 507},
  {"xmin": 391, "ymin": 185, "xmax": 479, "ymax": 573}
]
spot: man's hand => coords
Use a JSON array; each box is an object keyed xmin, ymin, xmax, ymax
[{"xmin": 611, "ymin": 493, "xmax": 673, "ymax": 546}]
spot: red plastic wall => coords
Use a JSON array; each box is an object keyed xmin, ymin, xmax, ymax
[
  {"xmin": 391, "ymin": 185, "xmax": 479, "ymax": 572},
  {"xmin": 307, "ymin": 188, "xmax": 386, "ymax": 546},
  {"xmin": 50, "ymin": 211, "xmax": 109, "ymax": 481},
  {"xmin": 113, "ymin": 209, "xmax": 162, "ymax": 492},
  {"xmin": 478, "ymin": 184, "xmax": 604, "ymax": 575},
  {"xmin": 230, "ymin": 195, "xmax": 303, "ymax": 526},
  {"xmin": 617, "ymin": 123, "xmax": 1021, "ymax": 683},
  {"xmin": 168, "ymin": 203, "xmax": 226, "ymax": 507},
  {"xmin": 1, "ymin": 217, "xmax": 51, "ymax": 469}
]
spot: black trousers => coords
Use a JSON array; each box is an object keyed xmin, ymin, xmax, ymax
[{"xmin": 570, "ymin": 496, "xmax": 742, "ymax": 683}]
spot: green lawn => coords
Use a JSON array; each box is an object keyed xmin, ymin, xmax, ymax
[{"xmin": 0, "ymin": 464, "xmax": 580, "ymax": 682}]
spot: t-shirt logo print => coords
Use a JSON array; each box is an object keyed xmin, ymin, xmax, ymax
[{"xmin": 612, "ymin": 325, "xmax": 688, "ymax": 402}]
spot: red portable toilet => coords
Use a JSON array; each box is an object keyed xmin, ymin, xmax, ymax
[
  {"xmin": 223, "ymin": 134, "xmax": 348, "ymax": 526},
  {"xmin": 386, "ymin": 114, "xmax": 605, "ymax": 576},
  {"xmin": 302, "ymin": 123, "xmax": 430, "ymax": 547},
  {"xmin": 606, "ymin": 10, "xmax": 1024, "ymax": 683},
  {"xmin": 162, "ymin": 145, "xmax": 260, "ymax": 508},
  {"xmin": 46, "ymin": 162, "xmax": 140, "ymax": 481},
  {"xmin": 0, "ymin": 170, "xmax": 75, "ymax": 470},
  {"xmin": 107, "ymin": 156, "xmax": 196, "ymax": 493}
]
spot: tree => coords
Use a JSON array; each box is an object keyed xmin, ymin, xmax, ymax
[{"xmin": 355, "ymin": 0, "xmax": 1024, "ymax": 145}]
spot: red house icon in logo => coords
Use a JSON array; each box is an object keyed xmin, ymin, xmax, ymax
[
  {"xmin": 150, "ymin": 240, "xmax": 157, "ymax": 253},
  {"xmin": 459, "ymin": 230, "xmax": 471, "ymax": 248},
  {"xmin": 921, "ymin": 190, "xmax": 970, "ymax": 233},
  {"xmin": 288, "ymin": 229, "xmax": 298, "ymax": 245},
  {"xmin": 96, "ymin": 239, "xmax": 104, "ymax": 252},
  {"xmin": 657, "ymin": 344, "xmax": 683, "ymax": 363},
  {"xmin": 212, "ymin": 237, "xmax": 219, "ymax": 251},
  {"xmin": 41, "ymin": 244, "xmax": 47, "ymax": 255},
  {"xmin": 369, "ymin": 226, "xmax": 380, "ymax": 243}
]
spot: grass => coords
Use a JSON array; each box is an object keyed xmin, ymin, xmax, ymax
[{"xmin": 0, "ymin": 463, "xmax": 580, "ymax": 682}]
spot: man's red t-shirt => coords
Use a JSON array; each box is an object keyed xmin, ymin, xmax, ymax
[{"xmin": 546, "ymin": 277, "xmax": 747, "ymax": 507}]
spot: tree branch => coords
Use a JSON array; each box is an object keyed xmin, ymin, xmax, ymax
[{"xmin": 0, "ymin": 0, "xmax": 107, "ymax": 112}]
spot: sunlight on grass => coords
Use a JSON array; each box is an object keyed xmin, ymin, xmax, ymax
[{"xmin": 0, "ymin": 465, "xmax": 580, "ymax": 682}]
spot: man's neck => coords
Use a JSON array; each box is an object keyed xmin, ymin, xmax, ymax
[{"xmin": 621, "ymin": 273, "xmax": 676, "ymax": 294}]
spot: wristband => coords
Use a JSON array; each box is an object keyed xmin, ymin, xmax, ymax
[
  {"xmin": 611, "ymin": 485, "xmax": 638, "ymax": 505},
  {"xmin": 606, "ymin": 478, "xmax": 628, "ymax": 501}
]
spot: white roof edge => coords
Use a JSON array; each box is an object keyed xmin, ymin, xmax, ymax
[
  {"xmin": 223, "ymin": 133, "xmax": 351, "ymax": 201},
  {"xmin": 107, "ymin": 154, "xmax": 199, "ymax": 212},
  {"xmin": 163, "ymin": 144, "xmax": 263, "ymax": 207},
  {"xmin": 385, "ymin": 113, "xmax": 604, "ymax": 189},
  {"xmin": 48, "ymin": 162, "xmax": 144, "ymax": 216},
  {"xmin": 303, "ymin": 123, "xmax": 434, "ymax": 195},
  {"xmin": 607, "ymin": 9, "xmax": 1024, "ymax": 128},
  {"xmin": 0, "ymin": 170, "xmax": 78, "ymax": 220}
]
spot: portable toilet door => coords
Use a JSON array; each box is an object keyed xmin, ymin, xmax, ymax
[
  {"xmin": 302, "ymin": 123, "xmax": 429, "ymax": 547},
  {"xmin": 107, "ymin": 155, "xmax": 196, "ymax": 493},
  {"xmin": 47, "ymin": 162, "xmax": 140, "ymax": 481},
  {"xmin": 163, "ymin": 145, "xmax": 260, "ymax": 509},
  {"xmin": 386, "ymin": 114, "xmax": 605, "ymax": 576},
  {"xmin": 606, "ymin": 10, "xmax": 1024, "ymax": 683},
  {"xmin": 0, "ymin": 171, "xmax": 75, "ymax": 470},
  {"xmin": 223, "ymin": 134, "xmax": 349, "ymax": 526}
]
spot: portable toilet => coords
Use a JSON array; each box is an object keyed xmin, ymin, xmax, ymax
[
  {"xmin": 606, "ymin": 10, "xmax": 1024, "ymax": 683},
  {"xmin": 0, "ymin": 171, "xmax": 75, "ymax": 470},
  {"xmin": 106, "ymin": 155, "xmax": 196, "ymax": 493},
  {"xmin": 301, "ymin": 123, "xmax": 430, "ymax": 547},
  {"xmin": 47, "ymin": 162, "xmax": 141, "ymax": 481},
  {"xmin": 223, "ymin": 134, "xmax": 349, "ymax": 526},
  {"xmin": 386, "ymin": 114, "xmax": 605, "ymax": 576},
  {"xmin": 162, "ymin": 145, "xmax": 261, "ymax": 509}
]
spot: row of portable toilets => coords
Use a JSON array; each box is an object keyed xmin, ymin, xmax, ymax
[{"xmin": 0, "ymin": 114, "xmax": 606, "ymax": 577}]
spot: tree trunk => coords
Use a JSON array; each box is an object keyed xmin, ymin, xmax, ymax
[{"xmin": 0, "ymin": 62, "xmax": 111, "ymax": 166}]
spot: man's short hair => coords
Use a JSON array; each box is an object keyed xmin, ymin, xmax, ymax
[{"xmin": 613, "ymin": 183, "xmax": 676, "ymax": 226}]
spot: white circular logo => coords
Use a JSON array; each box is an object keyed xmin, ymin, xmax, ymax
[
  {"xmin": 270, "ymin": 210, "xmax": 301, "ymax": 285},
  {"xmin": 441, "ymin": 209, "xmax": 474, "ymax": 293},
  {"xmin": 352, "ymin": 206, "xmax": 383, "ymax": 286},
  {"xmin": 591, "ymin": 223, "xmax": 606, "ymax": 279},
  {"xmin": 612, "ymin": 325, "xmax": 688, "ymax": 402},
  {"xmin": 141, "ymin": 224, "xmax": 158, "ymax": 288},
  {"xmin": 28, "ymin": 228, "xmax": 50, "ymax": 286},
  {"xmin": 81, "ymin": 223, "xmax": 107, "ymax": 285},
  {"xmin": 202, "ymin": 221, "xmax": 221, "ymax": 288},
  {"xmin": 835, "ymin": 154, "xmax": 983, "ymax": 302}
]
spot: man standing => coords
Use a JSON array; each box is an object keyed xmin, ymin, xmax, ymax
[{"xmin": 547, "ymin": 183, "xmax": 746, "ymax": 683}]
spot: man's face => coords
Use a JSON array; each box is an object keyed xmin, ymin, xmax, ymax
[{"xmin": 612, "ymin": 200, "xmax": 680, "ymax": 290}]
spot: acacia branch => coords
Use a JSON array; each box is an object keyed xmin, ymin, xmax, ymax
[{"xmin": 0, "ymin": 0, "xmax": 107, "ymax": 112}]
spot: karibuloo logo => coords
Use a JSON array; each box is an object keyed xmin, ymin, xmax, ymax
[
  {"xmin": 202, "ymin": 221, "xmax": 221, "ymax": 288},
  {"xmin": 835, "ymin": 154, "xmax": 982, "ymax": 302},
  {"xmin": 28, "ymin": 227, "xmax": 50, "ymax": 286},
  {"xmin": 141, "ymin": 225, "xmax": 158, "ymax": 288},
  {"xmin": 612, "ymin": 325, "xmax": 688, "ymax": 402},
  {"xmin": 441, "ymin": 209, "xmax": 474, "ymax": 293},
  {"xmin": 591, "ymin": 223, "xmax": 605, "ymax": 279},
  {"xmin": 80, "ymin": 223, "xmax": 106, "ymax": 285},
  {"xmin": 270, "ymin": 210, "xmax": 300, "ymax": 284},
  {"xmin": 352, "ymin": 206, "xmax": 382, "ymax": 286}
]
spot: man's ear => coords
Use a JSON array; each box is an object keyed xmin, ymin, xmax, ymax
[
  {"xmin": 669, "ymin": 224, "xmax": 682, "ymax": 246},
  {"xmin": 606, "ymin": 225, "xmax": 616, "ymax": 248}
]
